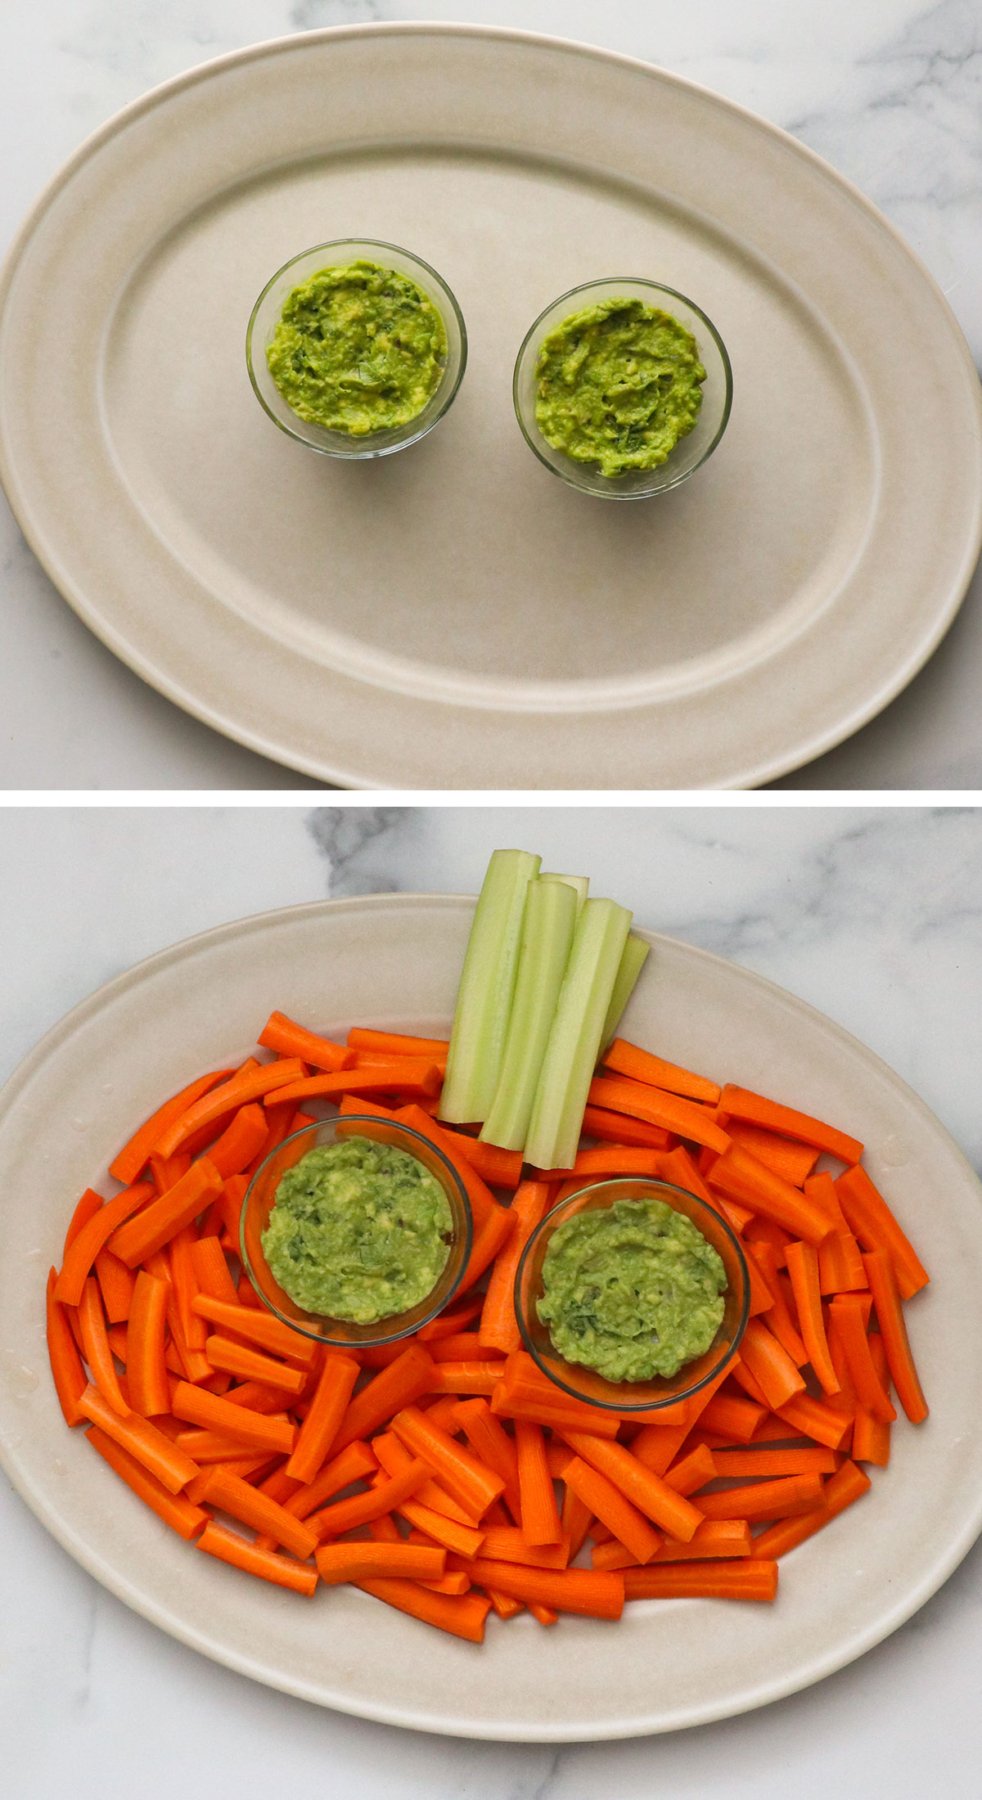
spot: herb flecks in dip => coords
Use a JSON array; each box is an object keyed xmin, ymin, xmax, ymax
[
  {"xmin": 261, "ymin": 1136, "xmax": 452, "ymax": 1324},
  {"xmin": 537, "ymin": 1198, "xmax": 726, "ymax": 1383},
  {"xmin": 534, "ymin": 298, "xmax": 706, "ymax": 478},
  {"xmin": 266, "ymin": 259, "xmax": 447, "ymax": 437}
]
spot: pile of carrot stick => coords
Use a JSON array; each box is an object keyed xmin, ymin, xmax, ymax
[{"xmin": 45, "ymin": 1013, "xmax": 929, "ymax": 1643}]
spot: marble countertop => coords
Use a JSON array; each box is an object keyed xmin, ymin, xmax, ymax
[
  {"xmin": 1, "ymin": 0, "xmax": 980, "ymax": 790},
  {"xmin": 2, "ymin": 802, "xmax": 982, "ymax": 1796}
]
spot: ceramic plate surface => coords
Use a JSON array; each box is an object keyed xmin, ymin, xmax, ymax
[
  {"xmin": 1, "ymin": 895, "xmax": 980, "ymax": 1740},
  {"xmin": 0, "ymin": 27, "xmax": 980, "ymax": 787}
]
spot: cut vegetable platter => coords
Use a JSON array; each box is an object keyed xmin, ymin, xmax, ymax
[
  {"xmin": 0, "ymin": 25, "xmax": 979, "ymax": 787},
  {"xmin": 2, "ymin": 894, "xmax": 982, "ymax": 1740}
]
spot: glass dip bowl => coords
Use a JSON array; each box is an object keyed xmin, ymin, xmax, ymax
[
  {"xmin": 515, "ymin": 1177, "xmax": 749, "ymax": 1412},
  {"xmin": 512, "ymin": 278, "xmax": 732, "ymax": 499},
  {"xmin": 240, "ymin": 1115, "xmax": 472, "ymax": 1348},
  {"xmin": 246, "ymin": 239, "xmax": 467, "ymax": 458}
]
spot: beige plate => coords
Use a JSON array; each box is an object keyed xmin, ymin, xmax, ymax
[
  {"xmin": 1, "ymin": 894, "xmax": 981, "ymax": 1739},
  {"xmin": 1, "ymin": 27, "xmax": 980, "ymax": 788}
]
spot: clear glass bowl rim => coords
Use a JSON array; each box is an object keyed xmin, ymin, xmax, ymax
[
  {"xmin": 240, "ymin": 1112, "xmax": 473, "ymax": 1346},
  {"xmin": 245, "ymin": 237, "xmax": 469, "ymax": 457},
  {"xmin": 512, "ymin": 276, "xmax": 734, "ymax": 498},
  {"xmin": 514, "ymin": 1175, "xmax": 750, "ymax": 1412}
]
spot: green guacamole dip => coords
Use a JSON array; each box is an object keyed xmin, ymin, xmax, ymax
[
  {"xmin": 536, "ymin": 1198, "xmax": 726, "ymax": 1382},
  {"xmin": 534, "ymin": 298, "xmax": 706, "ymax": 478},
  {"xmin": 261, "ymin": 1136, "xmax": 452, "ymax": 1324},
  {"xmin": 266, "ymin": 260, "xmax": 447, "ymax": 437}
]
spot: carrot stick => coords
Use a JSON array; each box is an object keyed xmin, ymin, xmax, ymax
[
  {"xmin": 93, "ymin": 1248, "xmax": 136, "ymax": 1325},
  {"xmin": 695, "ymin": 1473, "xmax": 824, "ymax": 1522},
  {"xmin": 711, "ymin": 1446, "xmax": 838, "ymax": 1478},
  {"xmin": 738, "ymin": 1319, "xmax": 806, "ymax": 1412},
  {"xmin": 201, "ymin": 1335, "xmax": 306, "ymax": 1394},
  {"xmin": 266, "ymin": 1063, "xmax": 443, "ymax": 1108},
  {"xmin": 190, "ymin": 1294, "xmax": 318, "ymax": 1366},
  {"xmin": 205, "ymin": 1104, "xmax": 270, "ymax": 1180},
  {"xmin": 836, "ymin": 1168, "xmax": 930, "ymax": 1300},
  {"xmin": 602, "ymin": 1040, "xmax": 721, "ymax": 1105},
  {"xmin": 171, "ymin": 1381, "xmax": 297, "ymax": 1456},
  {"xmin": 663, "ymin": 1443, "xmax": 717, "ymax": 1496},
  {"xmin": 355, "ymin": 1577, "xmax": 490, "ymax": 1642},
  {"xmin": 317, "ymin": 1542, "xmax": 447, "ymax": 1584},
  {"xmin": 78, "ymin": 1275, "xmax": 129, "ymax": 1417},
  {"xmin": 451, "ymin": 1398, "xmax": 522, "ymax": 1521},
  {"xmin": 316, "ymin": 1460, "xmax": 431, "ymax": 1539},
  {"xmin": 332, "ymin": 1345, "xmax": 436, "ymax": 1453},
  {"xmin": 564, "ymin": 1455, "xmax": 662, "ymax": 1564},
  {"xmin": 746, "ymin": 1243, "xmax": 806, "ymax": 1364},
  {"xmin": 428, "ymin": 1361, "xmax": 506, "ymax": 1396},
  {"xmin": 62, "ymin": 1188, "xmax": 107, "ymax": 1258},
  {"xmin": 698, "ymin": 1393, "xmax": 766, "ymax": 1445},
  {"xmin": 284, "ymin": 1353, "xmax": 359, "ymax": 1484},
  {"xmin": 276, "ymin": 1441, "xmax": 378, "ymax": 1523},
  {"xmin": 188, "ymin": 1236, "xmax": 240, "ymax": 1306},
  {"xmin": 774, "ymin": 1391, "xmax": 855, "ymax": 1451},
  {"xmin": 480, "ymin": 1180, "xmax": 554, "ymax": 1355},
  {"xmin": 391, "ymin": 1405, "xmax": 504, "ymax": 1519},
  {"xmin": 560, "ymin": 1433, "xmax": 704, "ymax": 1542},
  {"xmin": 391, "ymin": 1104, "xmax": 512, "ymax": 1217},
  {"xmin": 197, "ymin": 1467, "xmax": 318, "ymax": 1559},
  {"xmin": 829, "ymin": 1296, "xmax": 897, "ymax": 1423},
  {"xmin": 489, "ymin": 1383, "xmax": 621, "ymax": 1438},
  {"xmin": 466, "ymin": 1558, "xmax": 624, "ymax": 1621},
  {"xmin": 513, "ymin": 1420, "xmax": 563, "ymax": 1546},
  {"xmin": 197, "ymin": 1522, "xmax": 317, "ymax": 1595},
  {"xmin": 708, "ymin": 1145, "xmax": 831, "ymax": 1246},
  {"xmin": 784, "ymin": 1240, "xmax": 840, "ymax": 1395},
  {"xmin": 555, "ymin": 1146, "xmax": 668, "ymax": 1182},
  {"xmin": 580, "ymin": 1106, "xmax": 673, "ymax": 1151},
  {"xmin": 753, "ymin": 1460, "xmax": 871, "ymax": 1558},
  {"xmin": 45, "ymin": 1268, "xmax": 87, "ymax": 1426},
  {"xmin": 126, "ymin": 1270, "xmax": 171, "ymax": 1416},
  {"xmin": 86, "ymin": 1427, "xmax": 207, "ymax": 1539},
  {"xmin": 475, "ymin": 1526, "xmax": 569, "ymax": 1569},
  {"xmin": 587, "ymin": 1076, "xmax": 730, "ymax": 1154},
  {"xmin": 258, "ymin": 1010, "xmax": 352, "ymax": 1071},
  {"xmin": 78, "ymin": 1384, "xmax": 199, "ymax": 1492},
  {"xmin": 392, "ymin": 1501, "xmax": 485, "ymax": 1558},
  {"xmin": 109, "ymin": 1160, "xmax": 224, "ymax": 1267},
  {"xmin": 346, "ymin": 1027, "xmax": 449, "ymax": 1060},
  {"xmin": 593, "ymin": 1520, "xmax": 753, "ymax": 1568},
  {"xmin": 155, "ymin": 1062, "xmax": 308, "ymax": 1159},
  {"xmin": 861, "ymin": 1249, "xmax": 928, "ymax": 1423},
  {"xmin": 717, "ymin": 1084, "xmax": 863, "ymax": 1165},
  {"xmin": 373, "ymin": 1431, "xmax": 479, "ymax": 1525},
  {"xmin": 441, "ymin": 1131, "xmax": 523, "ymax": 1190},
  {"xmin": 623, "ymin": 1560, "xmax": 778, "ymax": 1603},
  {"xmin": 55, "ymin": 1180, "xmax": 156, "ymax": 1309},
  {"xmin": 109, "ymin": 1069, "xmax": 235, "ymax": 1184},
  {"xmin": 725, "ymin": 1123, "xmax": 819, "ymax": 1186}
]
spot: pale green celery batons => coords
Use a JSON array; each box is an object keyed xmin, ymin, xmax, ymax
[
  {"xmin": 601, "ymin": 934, "xmax": 651, "ymax": 1051},
  {"xmin": 523, "ymin": 897, "xmax": 633, "ymax": 1171},
  {"xmin": 479, "ymin": 877, "xmax": 579, "ymax": 1152},
  {"xmin": 538, "ymin": 873, "xmax": 590, "ymax": 917},
  {"xmin": 438, "ymin": 849, "xmax": 541, "ymax": 1124}
]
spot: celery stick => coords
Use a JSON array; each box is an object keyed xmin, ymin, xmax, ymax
[
  {"xmin": 479, "ymin": 877, "xmax": 578, "ymax": 1152},
  {"xmin": 538, "ymin": 873, "xmax": 589, "ymax": 918},
  {"xmin": 438, "ymin": 848, "xmax": 542, "ymax": 1123},
  {"xmin": 524, "ymin": 897, "xmax": 632, "ymax": 1171},
  {"xmin": 600, "ymin": 933, "xmax": 651, "ymax": 1051}
]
